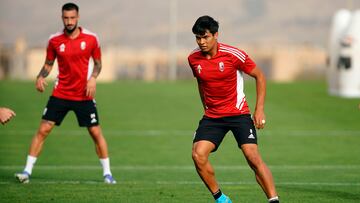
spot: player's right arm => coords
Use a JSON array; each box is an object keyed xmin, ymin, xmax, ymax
[
  {"xmin": 0, "ymin": 107, "xmax": 16, "ymax": 125},
  {"xmin": 36, "ymin": 59, "xmax": 54, "ymax": 92},
  {"xmin": 37, "ymin": 36, "xmax": 57, "ymax": 93}
]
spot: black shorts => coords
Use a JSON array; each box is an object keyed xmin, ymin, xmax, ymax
[
  {"xmin": 193, "ymin": 114, "xmax": 257, "ymax": 152},
  {"xmin": 42, "ymin": 96, "xmax": 100, "ymax": 127}
]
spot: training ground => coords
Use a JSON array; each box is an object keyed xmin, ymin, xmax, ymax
[{"xmin": 0, "ymin": 80, "xmax": 359, "ymax": 202}]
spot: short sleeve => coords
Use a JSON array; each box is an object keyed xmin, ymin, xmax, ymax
[
  {"xmin": 92, "ymin": 37, "xmax": 101, "ymax": 60},
  {"xmin": 234, "ymin": 50, "xmax": 256, "ymax": 74},
  {"xmin": 46, "ymin": 40, "xmax": 56, "ymax": 61},
  {"xmin": 188, "ymin": 57, "xmax": 197, "ymax": 77}
]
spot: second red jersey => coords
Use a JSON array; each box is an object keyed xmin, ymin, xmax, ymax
[
  {"xmin": 188, "ymin": 43, "xmax": 256, "ymax": 118},
  {"xmin": 46, "ymin": 27, "xmax": 101, "ymax": 101}
]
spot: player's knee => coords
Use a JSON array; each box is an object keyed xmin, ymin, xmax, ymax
[
  {"xmin": 38, "ymin": 128, "xmax": 50, "ymax": 137},
  {"xmin": 37, "ymin": 125, "xmax": 53, "ymax": 138},
  {"xmin": 88, "ymin": 126, "xmax": 102, "ymax": 136},
  {"xmin": 192, "ymin": 150, "xmax": 208, "ymax": 165}
]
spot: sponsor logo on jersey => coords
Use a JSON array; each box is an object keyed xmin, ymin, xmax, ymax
[
  {"xmin": 219, "ymin": 62, "xmax": 225, "ymax": 72},
  {"xmin": 60, "ymin": 43, "xmax": 65, "ymax": 52},
  {"xmin": 197, "ymin": 64, "xmax": 202, "ymax": 74},
  {"xmin": 81, "ymin": 41, "xmax": 86, "ymax": 50}
]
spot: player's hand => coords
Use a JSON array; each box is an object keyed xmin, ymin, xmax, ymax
[
  {"xmin": 253, "ymin": 110, "xmax": 266, "ymax": 129},
  {"xmin": 86, "ymin": 76, "xmax": 96, "ymax": 97},
  {"xmin": 0, "ymin": 107, "xmax": 16, "ymax": 125},
  {"xmin": 36, "ymin": 76, "xmax": 48, "ymax": 92}
]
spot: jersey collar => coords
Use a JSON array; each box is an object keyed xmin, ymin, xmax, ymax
[{"xmin": 63, "ymin": 27, "xmax": 82, "ymax": 39}]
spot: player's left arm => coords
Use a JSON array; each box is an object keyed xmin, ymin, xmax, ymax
[
  {"xmin": 247, "ymin": 66, "xmax": 266, "ymax": 129},
  {"xmin": 86, "ymin": 59, "xmax": 101, "ymax": 98}
]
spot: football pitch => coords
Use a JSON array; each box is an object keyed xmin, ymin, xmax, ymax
[{"xmin": 0, "ymin": 80, "xmax": 359, "ymax": 203}]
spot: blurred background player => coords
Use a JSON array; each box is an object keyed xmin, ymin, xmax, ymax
[
  {"xmin": 0, "ymin": 107, "xmax": 16, "ymax": 125},
  {"xmin": 15, "ymin": 2, "xmax": 116, "ymax": 184},
  {"xmin": 188, "ymin": 16, "xmax": 279, "ymax": 203}
]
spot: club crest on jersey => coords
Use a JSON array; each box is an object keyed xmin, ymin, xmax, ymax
[
  {"xmin": 197, "ymin": 64, "xmax": 202, "ymax": 74},
  {"xmin": 219, "ymin": 62, "xmax": 225, "ymax": 72},
  {"xmin": 60, "ymin": 43, "xmax": 65, "ymax": 52},
  {"xmin": 80, "ymin": 41, "xmax": 86, "ymax": 50}
]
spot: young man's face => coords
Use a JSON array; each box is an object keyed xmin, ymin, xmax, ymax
[
  {"xmin": 62, "ymin": 9, "xmax": 79, "ymax": 33},
  {"xmin": 195, "ymin": 30, "xmax": 218, "ymax": 53}
]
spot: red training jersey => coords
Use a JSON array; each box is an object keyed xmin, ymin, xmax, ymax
[
  {"xmin": 46, "ymin": 27, "xmax": 101, "ymax": 101},
  {"xmin": 188, "ymin": 43, "xmax": 256, "ymax": 118}
]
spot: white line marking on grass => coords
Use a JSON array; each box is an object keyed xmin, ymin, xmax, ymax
[
  {"xmin": 1, "ymin": 165, "xmax": 360, "ymax": 170},
  {"xmin": 156, "ymin": 181, "xmax": 360, "ymax": 187},
  {"xmin": 2, "ymin": 129, "xmax": 360, "ymax": 136},
  {"xmin": 1, "ymin": 130, "xmax": 193, "ymax": 136},
  {"xmin": 0, "ymin": 180, "xmax": 101, "ymax": 185},
  {"xmin": 0, "ymin": 180, "xmax": 359, "ymax": 187},
  {"xmin": 264, "ymin": 130, "xmax": 360, "ymax": 136}
]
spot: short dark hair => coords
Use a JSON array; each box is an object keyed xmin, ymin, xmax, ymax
[
  {"xmin": 192, "ymin": 15, "xmax": 219, "ymax": 35},
  {"xmin": 62, "ymin": 2, "xmax": 79, "ymax": 12}
]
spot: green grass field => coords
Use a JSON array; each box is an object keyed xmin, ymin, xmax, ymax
[{"xmin": 0, "ymin": 80, "xmax": 359, "ymax": 203}]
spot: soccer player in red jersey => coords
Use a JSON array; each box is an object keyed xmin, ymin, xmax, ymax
[
  {"xmin": 15, "ymin": 3, "xmax": 116, "ymax": 184},
  {"xmin": 188, "ymin": 16, "xmax": 279, "ymax": 203}
]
